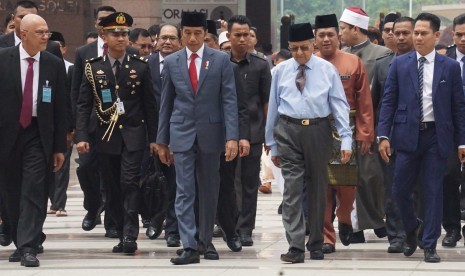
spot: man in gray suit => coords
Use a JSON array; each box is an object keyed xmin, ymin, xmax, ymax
[{"xmin": 157, "ymin": 11, "xmax": 239, "ymax": 265}]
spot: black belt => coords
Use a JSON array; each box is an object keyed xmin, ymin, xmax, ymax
[
  {"xmin": 280, "ymin": 115, "xmax": 327, "ymax": 126},
  {"xmin": 419, "ymin": 121, "xmax": 435, "ymax": 131}
]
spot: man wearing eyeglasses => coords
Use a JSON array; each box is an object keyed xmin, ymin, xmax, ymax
[
  {"xmin": 381, "ymin": 13, "xmax": 400, "ymax": 53},
  {"xmin": 265, "ymin": 22, "xmax": 352, "ymax": 263},
  {"xmin": 129, "ymin": 28, "xmax": 153, "ymax": 57}
]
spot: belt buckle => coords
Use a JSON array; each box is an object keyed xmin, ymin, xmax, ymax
[{"xmin": 301, "ymin": 119, "xmax": 310, "ymax": 126}]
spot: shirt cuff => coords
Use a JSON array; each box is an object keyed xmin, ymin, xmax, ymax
[
  {"xmin": 341, "ymin": 137, "xmax": 352, "ymax": 151},
  {"xmin": 271, "ymin": 145, "xmax": 278, "ymax": 157},
  {"xmin": 459, "ymin": 145, "xmax": 465, "ymax": 149}
]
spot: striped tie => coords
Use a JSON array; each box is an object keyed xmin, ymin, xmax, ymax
[{"xmin": 418, "ymin": 56, "xmax": 426, "ymax": 123}]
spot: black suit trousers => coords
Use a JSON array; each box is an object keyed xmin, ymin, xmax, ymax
[
  {"xmin": 49, "ymin": 145, "xmax": 73, "ymax": 210},
  {"xmin": 442, "ymin": 152, "xmax": 462, "ymax": 232},
  {"xmin": 217, "ymin": 155, "xmax": 239, "ymax": 239}
]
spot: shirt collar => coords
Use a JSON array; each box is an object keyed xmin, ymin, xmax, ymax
[
  {"xmin": 456, "ymin": 48, "xmax": 465, "ymax": 62},
  {"xmin": 107, "ymin": 53, "xmax": 126, "ymax": 67},
  {"xmin": 351, "ymin": 39, "xmax": 370, "ymax": 50},
  {"xmin": 14, "ymin": 32, "xmax": 21, "ymax": 46},
  {"xmin": 19, "ymin": 43, "xmax": 40, "ymax": 62},
  {"xmin": 98, "ymin": 36, "xmax": 105, "ymax": 49},
  {"xmin": 416, "ymin": 50, "xmax": 435, "ymax": 63},
  {"xmin": 229, "ymin": 51, "xmax": 250, "ymax": 64},
  {"xmin": 292, "ymin": 55, "xmax": 314, "ymax": 71},
  {"xmin": 159, "ymin": 52, "xmax": 164, "ymax": 63},
  {"xmin": 186, "ymin": 43, "xmax": 204, "ymax": 60}
]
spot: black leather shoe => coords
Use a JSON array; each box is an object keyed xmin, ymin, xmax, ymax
[
  {"xmin": 239, "ymin": 234, "xmax": 253, "ymax": 246},
  {"xmin": 105, "ymin": 228, "xmax": 118, "ymax": 238},
  {"xmin": 0, "ymin": 224, "xmax": 12, "ymax": 246},
  {"xmin": 9, "ymin": 249, "xmax": 21, "ymax": 262},
  {"xmin": 374, "ymin": 227, "xmax": 387, "ymax": 238},
  {"xmin": 204, "ymin": 243, "xmax": 219, "ymax": 260},
  {"xmin": 225, "ymin": 235, "xmax": 242, "ymax": 252},
  {"xmin": 82, "ymin": 212, "xmax": 101, "ymax": 231},
  {"xmin": 424, "ymin": 248, "xmax": 441, "ymax": 263},
  {"xmin": 322, "ymin": 243, "xmax": 335, "ymax": 254},
  {"xmin": 213, "ymin": 225, "xmax": 223, "ymax": 238},
  {"xmin": 171, "ymin": 249, "xmax": 200, "ymax": 265},
  {"xmin": 338, "ymin": 222, "xmax": 353, "ymax": 246},
  {"xmin": 166, "ymin": 236, "xmax": 181, "ymax": 247},
  {"xmin": 122, "ymin": 237, "xmax": 137, "ymax": 254},
  {"xmin": 112, "ymin": 242, "xmax": 123, "ymax": 253},
  {"xmin": 38, "ymin": 232, "xmax": 46, "ymax": 254},
  {"xmin": 441, "ymin": 228, "xmax": 461, "ymax": 247},
  {"xmin": 404, "ymin": 219, "xmax": 422, "ymax": 257},
  {"xmin": 146, "ymin": 225, "xmax": 162, "ymax": 240},
  {"xmin": 280, "ymin": 248, "xmax": 304, "ymax": 263},
  {"xmin": 350, "ymin": 231, "xmax": 365, "ymax": 243},
  {"xmin": 142, "ymin": 219, "xmax": 150, "ymax": 228},
  {"xmin": 388, "ymin": 242, "xmax": 403, "ymax": 253},
  {"xmin": 21, "ymin": 252, "xmax": 39, "ymax": 267},
  {"xmin": 310, "ymin": 250, "xmax": 324, "ymax": 260},
  {"xmin": 278, "ymin": 202, "xmax": 283, "ymax": 215}
]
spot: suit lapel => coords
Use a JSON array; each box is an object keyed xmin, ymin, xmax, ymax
[
  {"xmin": 432, "ymin": 53, "xmax": 444, "ymax": 99},
  {"xmin": 37, "ymin": 53, "xmax": 46, "ymax": 109},
  {"xmin": 197, "ymin": 47, "xmax": 213, "ymax": 92},
  {"xmin": 178, "ymin": 49, "xmax": 193, "ymax": 93},
  {"xmin": 408, "ymin": 52, "xmax": 419, "ymax": 95}
]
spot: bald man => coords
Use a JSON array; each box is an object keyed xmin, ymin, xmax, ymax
[{"xmin": 0, "ymin": 14, "xmax": 67, "ymax": 267}]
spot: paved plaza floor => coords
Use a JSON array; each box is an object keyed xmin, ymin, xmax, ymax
[{"xmin": 1, "ymin": 150, "xmax": 465, "ymax": 275}]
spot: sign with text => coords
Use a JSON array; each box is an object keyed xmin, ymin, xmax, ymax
[{"xmin": 162, "ymin": 0, "xmax": 237, "ymax": 23}]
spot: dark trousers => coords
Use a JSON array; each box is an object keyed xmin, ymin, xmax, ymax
[
  {"xmin": 49, "ymin": 144, "xmax": 73, "ymax": 210},
  {"xmin": 393, "ymin": 127, "xmax": 446, "ymax": 249},
  {"xmin": 442, "ymin": 152, "xmax": 462, "ymax": 232},
  {"xmin": 98, "ymin": 148, "xmax": 143, "ymax": 240},
  {"xmin": 161, "ymin": 163, "xmax": 179, "ymax": 239},
  {"xmin": 236, "ymin": 144, "xmax": 261, "ymax": 235},
  {"xmin": 0, "ymin": 120, "xmax": 48, "ymax": 253},
  {"xmin": 274, "ymin": 118, "xmax": 332, "ymax": 252},
  {"xmin": 217, "ymin": 154, "xmax": 239, "ymax": 239}
]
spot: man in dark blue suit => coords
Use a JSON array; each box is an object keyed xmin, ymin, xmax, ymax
[
  {"xmin": 157, "ymin": 11, "xmax": 238, "ymax": 265},
  {"xmin": 378, "ymin": 13, "xmax": 465, "ymax": 263}
]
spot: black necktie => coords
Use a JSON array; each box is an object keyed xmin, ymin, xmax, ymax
[
  {"xmin": 295, "ymin": 65, "xmax": 306, "ymax": 92},
  {"xmin": 418, "ymin": 56, "xmax": 426, "ymax": 123},
  {"xmin": 114, "ymin": 60, "xmax": 121, "ymax": 81}
]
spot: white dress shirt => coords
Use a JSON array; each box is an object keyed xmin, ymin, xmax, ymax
[
  {"xmin": 417, "ymin": 50, "xmax": 435, "ymax": 122},
  {"xmin": 159, "ymin": 52, "xmax": 164, "ymax": 74},
  {"xmin": 19, "ymin": 44, "xmax": 40, "ymax": 117},
  {"xmin": 185, "ymin": 43, "xmax": 204, "ymax": 80},
  {"xmin": 14, "ymin": 33, "xmax": 21, "ymax": 46},
  {"xmin": 97, "ymin": 36, "xmax": 105, "ymax": 57}
]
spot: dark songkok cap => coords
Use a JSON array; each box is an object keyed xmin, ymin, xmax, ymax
[
  {"xmin": 49, "ymin": 31, "xmax": 65, "ymax": 43},
  {"xmin": 384, "ymin": 13, "xmax": 400, "ymax": 24},
  {"xmin": 314, "ymin": 14, "xmax": 339, "ymax": 29},
  {"xmin": 207, "ymin": 20, "xmax": 218, "ymax": 36},
  {"xmin": 289, "ymin": 23, "xmax": 314, "ymax": 42},
  {"xmin": 181, "ymin": 11, "xmax": 207, "ymax": 28},
  {"xmin": 99, "ymin": 12, "xmax": 133, "ymax": 32}
]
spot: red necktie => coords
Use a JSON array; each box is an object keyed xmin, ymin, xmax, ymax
[
  {"xmin": 189, "ymin": 53, "xmax": 198, "ymax": 93},
  {"xmin": 103, "ymin": 43, "xmax": 108, "ymax": 56},
  {"xmin": 19, "ymin": 57, "xmax": 35, "ymax": 128}
]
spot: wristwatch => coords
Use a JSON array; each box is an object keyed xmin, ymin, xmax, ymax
[{"xmin": 376, "ymin": 136, "xmax": 389, "ymax": 144}]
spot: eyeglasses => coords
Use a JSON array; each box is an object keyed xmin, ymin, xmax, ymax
[
  {"xmin": 158, "ymin": 36, "xmax": 178, "ymax": 42},
  {"xmin": 134, "ymin": 43, "xmax": 153, "ymax": 50},
  {"xmin": 383, "ymin": 28, "xmax": 393, "ymax": 34},
  {"xmin": 288, "ymin": 45, "xmax": 311, "ymax": 52},
  {"xmin": 221, "ymin": 46, "xmax": 231, "ymax": 51},
  {"xmin": 22, "ymin": 29, "xmax": 52, "ymax": 38}
]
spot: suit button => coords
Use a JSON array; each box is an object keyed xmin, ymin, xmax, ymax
[
  {"xmin": 141, "ymin": 119, "xmax": 144, "ymax": 123},
  {"xmin": 119, "ymin": 125, "xmax": 123, "ymax": 129}
]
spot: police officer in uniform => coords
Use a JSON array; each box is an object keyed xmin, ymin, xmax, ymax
[{"xmin": 75, "ymin": 12, "xmax": 158, "ymax": 254}]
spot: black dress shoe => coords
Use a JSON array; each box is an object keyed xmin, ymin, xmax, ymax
[
  {"xmin": 105, "ymin": 228, "xmax": 119, "ymax": 238},
  {"xmin": 239, "ymin": 234, "xmax": 253, "ymax": 246},
  {"xmin": 37, "ymin": 244, "xmax": 44, "ymax": 254},
  {"xmin": 142, "ymin": 219, "xmax": 150, "ymax": 228},
  {"xmin": 38, "ymin": 232, "xmax": 46, "ymax": 254},
  {"xmin": 310, "ymin": 250, "xmax": 324, "ymax": 260},
  {"xmin": 146, "ymin": 226, "xmax": 162, "ymax": 240},
  {"xmin": 280, "ymin": 248, "xmax": 304, "ymax": 263},
  {"xmin": 82, "ymin": 212, "xmax": 101, "ymax": 231},
  {"xmin": 461, "ymin": 208, "xmax": 465, "ymax": 221},
  {"xmin": 388, "ymin": 242, "xmax": 403, "ymax": 253},
  {"xmin": 322, "ymin": 243, "xmax": 335, "ymax": 254},
  {"xmin": 374, "ymin": 227, "xmax": 387, "ymax": 238},
  {"xmin": 204, "ymin": 243, "xmax": 219, "ymax": 260},
  {"xmin": 112, "ymin": 242, "xmax": 123, "ymax": 253},
  {"xmin": 213, "ymin": 225, "xmax": 223, "ymax": 238},
  {"xmin": 424, "ymin": 248, "xmax": 441, "ymax": 263},
  {"xmin": 404, "ymin": 219, "xmax": 422, "ymax": 257},
  {"xmin": 122, "ymin": 237, "xmax": 137, "ymax": 254},
  {"xmin": 21, "ymin": 252, "xmax": 40, "ymax": 267},
  {"xmin": 441, "ymin": 228, "xmax": 461, "ymax": 247},
  {"xmin": 350, "ymin": 231, "xmax": 366, "ymax": 243},
  {"xmin": 338, "ymin": 222, "xmax": 353, "ymax": 246},
  {"xmin": 225, "ymin": 235, "xmax": 242, "ymax": 252},
  {"xmin": 9, "ymin": 249, "xmax": 21, "ymax": 262},
  {"xmin": 278, "ymin": 202, "xmax": 283, "ymax": 215},
  {"xmin": 171, "ymin": 249, "xmax": 200, "ymax": 265},
  {"xmin": 0, "ymin": 224, "xmax": 12, "ymax": 246},
  {"xmin": 166, "ymin": 236, "xmax": 181, "ymax": 247}
]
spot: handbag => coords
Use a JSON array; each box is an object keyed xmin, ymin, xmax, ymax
[{"xmin": 140, "ymin": 157, "xmax": 169, "ymax": 224}]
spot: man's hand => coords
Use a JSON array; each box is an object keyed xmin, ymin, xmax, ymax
[
  {"xmin": 264, "ymin": 144, "xmax": 271, "ymax": 155},
  {"xmin": 66, "ymin": 131, "xmax": 75, "ymax": 149},
  {"xmin": 358, "ymin": 141, "xmax": 372, "ymax": 155},
  {"xmin": 157, "ymin": 144, "xmax": 173, "ymax": 165},
  {"xmin": 340, "ymin": 150, "xmax": 352, "ymax": 164},
  {"xmin": 225, "ymin": 140, "xmax": 238, "ymax": 161},
  {"xmin": 271, "ymin": 156, "xmax": 280, "ymax": 168},
  {"xmin": 76, "ymin": 142, "xmax": 89, "ymax": 154},
  {"xmin": 379, "ymin": 140, "xmax": 391, "ymax": 163},
  {"xmin": 149, "ymin": 143, "xmax": 158, "ymax": 156},
  {"xmin": 53, "ymin": 153, "xmax": 65, "ymax": 172},
  {"xmin": 458, "ymin": 148, "xmax": 465, "ymax": 163},
  {"xmin": 238, "ymin": 139, "xmax": 250, "ymax": 157}
]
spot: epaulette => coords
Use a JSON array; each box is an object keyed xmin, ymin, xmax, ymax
[
  {"xmin": 376, "ymin": 52, "xmax": 394, "ymax": 61},
  {"xmin": 250, "ymin": 52, "xmax": 268, "ymax": 61},
  {"xmin": 130, "ymin": 54, "xmax": 148, "ymax": 63},
  {"xmin": 446, "ymin": 44, "xmax": 456, "ymax": 49},
  {"xmin": 86, "ymin": 56, "xmax": 102, "ymax": 63}
]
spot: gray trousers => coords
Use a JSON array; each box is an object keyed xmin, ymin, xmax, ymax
[{"xmin": 274, "ymin": 118, "xmax": 332, "ymax": 252}]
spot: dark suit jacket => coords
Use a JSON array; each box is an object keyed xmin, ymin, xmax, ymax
[
  {"xmin": 0, "ymin": 46, "xmax": 67, "ymax": 162},
  {"xmin": 0, "ymin": 32, "xmax": 63, "ymax": 59},
  {"xmin": 157, "ymin": 46, "xmax": 238, "ymax": 154},
  {"xmin": 371, "ymin": 52, "xmax": 395, "ymax": 125},
  {"xmin": 75, "ymin": 54, "xmax": 158, "ymax": 154},
  {"xmin": 378, "ymin": 51, "xmax": 465, "ymax": 158}
]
